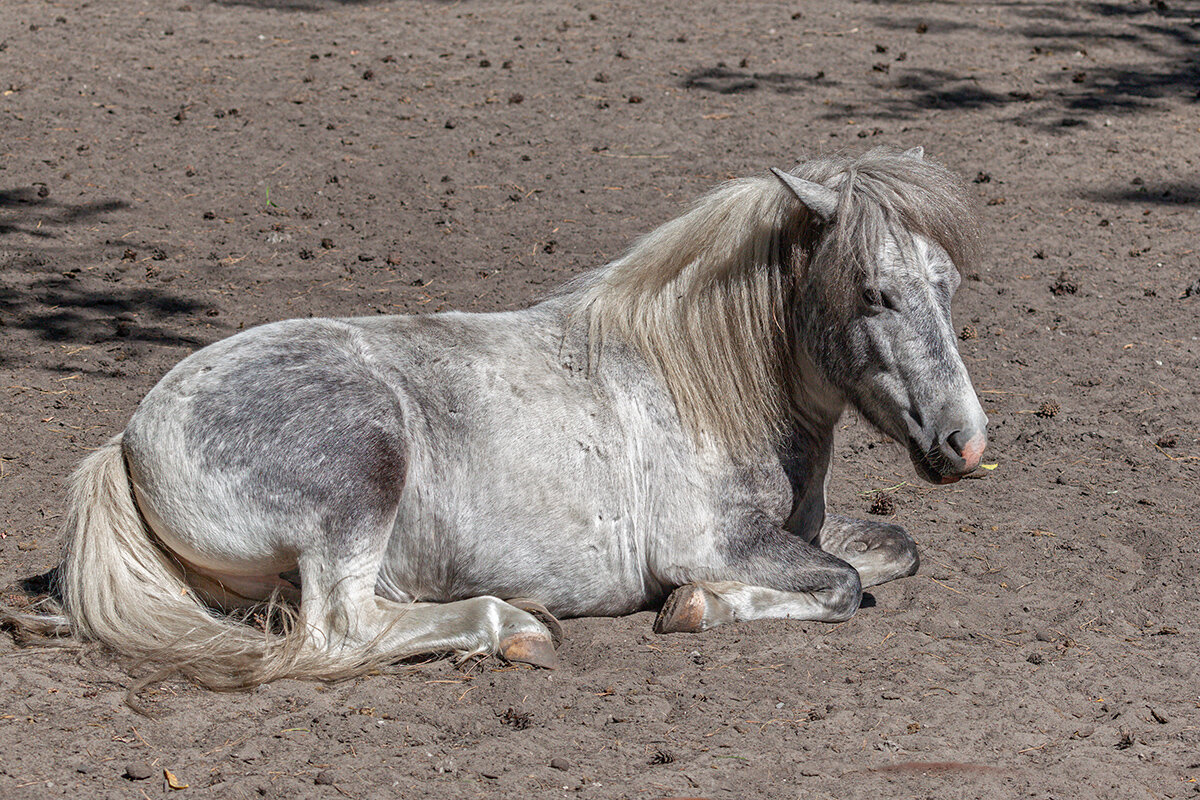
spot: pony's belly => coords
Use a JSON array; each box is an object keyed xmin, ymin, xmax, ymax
[{"xmin": 376, "ymin": 529, "xmax": 658, "ymax": 619}]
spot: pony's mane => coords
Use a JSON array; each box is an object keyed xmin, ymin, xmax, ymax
[{"xmin": 572, "ymin": 146, "xmax": 980, "ymax": 455}]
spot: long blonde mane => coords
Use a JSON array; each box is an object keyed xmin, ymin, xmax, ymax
[{"xmin": 573, "ymin": 147, "xmax": 980, "ymax": 456}]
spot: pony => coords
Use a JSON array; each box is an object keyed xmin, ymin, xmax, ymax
[{"xmin": 6, "ymin": 146, "xmax": 987, "ymax": 688}]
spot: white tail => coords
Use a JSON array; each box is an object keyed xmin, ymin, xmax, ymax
[{"xmin": 5, "ymin": 435, "xmax": 394, "ymax": 689}]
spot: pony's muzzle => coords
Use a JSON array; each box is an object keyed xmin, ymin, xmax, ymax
[
  {"xmin": 902, "ymin": 402, "xmax": 987, "ymax": 483},
  {"xmin": 935, "ymin": 426, "xmax": 987, "ymax": 483}
]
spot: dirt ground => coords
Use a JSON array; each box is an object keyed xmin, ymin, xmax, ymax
[{"xmin": 1, "ymin": 0, "xmax": 1198, "ymax": 797}]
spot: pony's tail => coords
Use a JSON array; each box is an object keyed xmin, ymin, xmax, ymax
[{"xmin": 4, "ymin": 435, "xmax": 341, "ymax": 690}]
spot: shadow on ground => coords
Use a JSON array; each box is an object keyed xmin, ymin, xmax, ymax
[
  {"xmin": 682, "ymin": 66, "xmax": 829, "ymax": 95},
  {"xmin": 867, "ymin": 0, "xmax": 1200, "ymax": 122},
  {"xmin": 1086, "ymin": 180, "xmax": 1200, "ymax": 206},
  {"xmin": 681, "ymin": 1, "xmax": 1198, "ymax": 130},
  {"xmin": 1, "ymin": 188, "xmax": 210, "ymax": 363},
  {"xmin": 0, "ymin": 188, "xmax": 127, "ymax": 239},
  {"xmin": 210, "ymin": 0, "xmax": 440, "ymax": 10}
]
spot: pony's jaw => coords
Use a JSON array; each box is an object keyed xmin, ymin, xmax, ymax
[{"xmin": 844, "ymin": 390, "xmax": 985, "ymax": 484}]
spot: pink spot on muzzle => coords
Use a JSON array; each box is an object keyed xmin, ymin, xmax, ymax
[
  {"xmin": 960, "ymin": 432, "xmax": 986, "ymax": 472},
  {"xmin": 937, "ymin": 431, "xmax": 987, "ymax": 484}
]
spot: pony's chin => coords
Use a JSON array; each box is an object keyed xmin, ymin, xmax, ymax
[{"xmin": 908, "ymin": 447, "xmax": 963, "ymax": 485}]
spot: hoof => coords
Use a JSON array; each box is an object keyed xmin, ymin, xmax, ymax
[
  {"xmin": 500, "ymin": 632, "xmax": 558, "ymax": 669},
  {"xmin": 506, "ymin": 598, "xmax": 564, "ymax": 646},
  {"xmin": 654, "ymin": 585, "xmax": 709, "ymax": 634}
]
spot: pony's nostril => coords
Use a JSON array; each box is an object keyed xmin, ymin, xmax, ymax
[
  {"xmin": 945, "ymin": 429, "xmax": 968, "ymax": 457},
  {"xmin": 943, "ymin": 428, "xmax": 986, "ymax": 473}
]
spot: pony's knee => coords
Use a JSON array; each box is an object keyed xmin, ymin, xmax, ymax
[
  {"xmin": 891, "ymin": 533, "xmax": 919, "ymax": 578},
  {"xmin": 824, "ymin": 566, "xmax": 862, "ymax": 622}
]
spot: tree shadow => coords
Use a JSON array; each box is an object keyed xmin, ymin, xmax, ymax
[
  {"xmin": 0, "ymin": 188, "xmax": 128, "ymax": 239},
  {"xmin": 210, "ymin": 0, "xmax": 445, "ymax": 10},
  {"xmin": 1085, "ymin": 181, "xmax": 1200, "ymax": 206},
  {"xmin": 892, "ymin": 70, "xmax": 1008, "ymax": 110},
  {"xmin": 854, "ymin": 1, "xmax": 1200, "ymax": 124},
  {"xmin": 1082, "ymin": 1, "xmax": 1200, "ymax": 22},
  {"xmin": 0, "ymin": 188, "xmax": 212, "ymax": 365},
  {"xmin": 682, "ymin": 66, "xmax": 832, "ymax": 95},
  {"xmin": 0, "ymin": 272, "xmax": 210, "ymax": 371}
]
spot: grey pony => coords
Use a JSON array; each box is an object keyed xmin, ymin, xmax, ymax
[{"xmin": 11, "ymin": 146, "xmax": 987, "ymax": 688}]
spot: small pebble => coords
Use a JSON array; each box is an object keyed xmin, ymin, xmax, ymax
[{"xmin": 124, "ymin": 762, "xmax": 153, "ymax": 781}]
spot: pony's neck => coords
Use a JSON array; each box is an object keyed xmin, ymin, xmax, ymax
[
  {"xmin": 788, "ymin": 346, "xmax": 845, "ymax": 438},
  {"xmin": 776, "ymin": 348, "xmax": 843, "ymax": 538}
]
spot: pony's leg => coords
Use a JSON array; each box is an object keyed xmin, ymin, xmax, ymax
[
  {"xmin": 185, "ymin": 571, "xmax": 301, "ymax": 611},
  {"xmin": 654, "ymin": 526, "xmax": 861, "ymax": 633},
  {"xmin": 656, "ymin": 580, "xmax": 852, "ymax": 633},
  {"xmin": 812, "ymin": 513, "xmax": 919, "ymax": 588},
  {"xmin": 296, "ymin": 552, "xmax": 559, "ymax": 668}
]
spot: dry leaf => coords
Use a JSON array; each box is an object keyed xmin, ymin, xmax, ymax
[{"xmin": 165, "ymin": 768, "xmax": 188, "ymax": 790}]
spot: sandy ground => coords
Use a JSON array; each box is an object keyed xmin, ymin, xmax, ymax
[{"xmin": 1, "ymin": 0, "xmax": 1198, "ymax": 798}]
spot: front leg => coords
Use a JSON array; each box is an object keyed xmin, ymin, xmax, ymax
[
  {"xmin": 814, "ymin": 513, "xmax": 919, "ymax": 588},
  {"xmin": 653, "ymin": 523, "xmax": 861, "ymax": 634}
]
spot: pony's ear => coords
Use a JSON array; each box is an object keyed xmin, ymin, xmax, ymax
[
  {"xmin": 770, "ymin": 168, "xmax": 838, "ymax": 221},
  {"xmin": 903, "ymin": 146, "xmax": 925, "ymax": 160}
]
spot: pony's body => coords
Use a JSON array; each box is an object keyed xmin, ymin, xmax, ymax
[
  {"xmin": 125, "ymin": 301, "xmax": 813, "ymax": 620},
  {"xmin": 14, "ymin": 147, "xmax": 989, "ymax": 687}
]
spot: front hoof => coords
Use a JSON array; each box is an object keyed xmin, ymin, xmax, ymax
[
  {"xmin": 506, "ymin": 598, "xmax": 564, "ymax": 646},
  {"xmin": 654, "ymin": 585, "xmax": 711, "ymax": 634},
  {"xmin": 500, "ymin": 632, "xmax": 558, "ymax": 669}
]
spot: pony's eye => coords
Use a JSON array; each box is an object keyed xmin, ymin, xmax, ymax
[{"xmin": 862, "ymin": 288, "xmax": 898, "ymax": 312}]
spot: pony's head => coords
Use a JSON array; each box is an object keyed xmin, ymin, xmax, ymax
[{"xmin": 775, "ymin": 147, "xmax": 987, "ymax": 483}]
